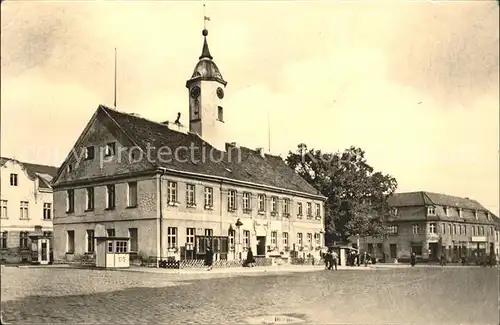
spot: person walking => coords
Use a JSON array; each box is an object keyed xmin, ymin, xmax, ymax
[
  {"xmin": 205, "ymin": 246, "xmax": 214, "ymax": 271},
  {"xmin": 410, "ymin": 252, "xmax": 417, "ymax": 267},
  {"xmin": 246, "ymin": 247, "xmax": 256, "ymax": 267},
  {"xmin": 363, "ymin": 252, "xmax": 369, "ymax": 267},
  {"xmin": 331, "ymin": 250, "xmax": 338, "ymax": 270}
]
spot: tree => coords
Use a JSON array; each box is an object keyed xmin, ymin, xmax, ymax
[{"xmin": 285, "ymin": 144, "xmax": 398, "ymax": 243}]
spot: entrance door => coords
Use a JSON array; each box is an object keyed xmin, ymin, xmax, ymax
[
  {"xmin": 40, "ymin": 239, "xmax": 49, "ymax": 265},
  {"xmin": 428, "ymin": 243, "xmax": 438, "ymax": 261},
  {"xmin": 256, "ymin": 236, "xmax": 266, "ymax": 256},
  {"xmin": 389, "ymin": 244, "xmax": 397, "ymax": 259}
]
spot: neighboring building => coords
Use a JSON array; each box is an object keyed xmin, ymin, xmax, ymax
[
  {"xmin": 358, "ymin": 191, "xmax": 498, "ymax": 262},
  {"xmin": 51, "ymin": 27, "xmax": 326, "ymax": 264},
  {"xmin": 0, "ymin": 157, "xmax": 58, "ymax": 263}
]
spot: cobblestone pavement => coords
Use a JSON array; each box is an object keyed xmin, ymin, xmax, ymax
[{"xmin": 1, "ymin": 265, "xmax": 498, "ymax": 324}]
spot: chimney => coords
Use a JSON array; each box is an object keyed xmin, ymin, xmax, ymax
[
  {"xmin": 256, "ymin": 147, "xmax": 265, "ymax": 158},
  {"xmin": 161, "ymin": 121, "xmax": 169, "ymax": 125},
  {"xmin": 230, "ymin": 142, "xmax": 239, "ymax": 148}
]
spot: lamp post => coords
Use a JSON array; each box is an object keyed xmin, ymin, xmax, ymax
[{"xmin": 235, "ymin": 218, "xmax": 243, "ymax": 260}]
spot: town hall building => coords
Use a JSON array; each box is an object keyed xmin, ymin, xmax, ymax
[{"xmin": 51, "ymin": 27, "xmax": 326, "ymax": 264}]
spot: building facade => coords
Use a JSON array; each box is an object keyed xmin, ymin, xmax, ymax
[
  {"xmin": 358, "ymin": 191, "xmax": 498, "ymax": 262},
  {"xmin": 51, "ymin": 28, "xmax": 326, "ymax": 264},
  {"xmin": 0, "ymin": 157, "xmax": 58, "ymax": 263}
]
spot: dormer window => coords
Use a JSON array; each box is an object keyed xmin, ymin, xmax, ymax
[
  {"xmin": 85, "ymin": 146, "xmax": 95, "ymax": 160},
  {"xmin": 67, "ymin": 164, "xmax": 73, "ymax": 173},
  {"xmin": 474, "ymin": 210, "xmax": 478, "ymax": 220},
  {"xmin": 105, "ymin": 142, "xmax": 115, "ymax": 157},
  {"xmin": 443, "ymin": 206, "xmax": 448, "ymax": 216},
  {"xmin": 427, "ymin": 206, "xmax": 436, "ymax": 216},
  {"xmin": 457, "ymin": 208, "xmax": 462, "ymax": 218},
  {"xmin": 486, "ymin": 212, "xmax": 491, "ymax": 220},
  {"xmin": 391, "ymin": 207, "xmax": 398, "ymax": 216},
  {"xmin": 217, "ymin": 106, "xmax": 224, "ymax": 121}
]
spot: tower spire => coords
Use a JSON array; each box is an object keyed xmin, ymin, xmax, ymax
[{"xmin": 200, "ymin": 4, "xmax": 213, "ymax": 60}]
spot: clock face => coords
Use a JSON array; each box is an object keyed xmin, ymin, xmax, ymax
[
  {"xmin": 217, "ymin": 87, "xmax": 224, "ymax": 99},
  {"xmin": 190, "ymin": 86, "xmax": 200, "ymax": 99}
]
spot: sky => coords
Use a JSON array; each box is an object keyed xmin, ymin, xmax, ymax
[{"xmin": 1, "ymin": 1, "xmax": 499, "ymax": 215}]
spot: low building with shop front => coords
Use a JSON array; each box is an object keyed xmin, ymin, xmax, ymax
[
  {"xmin": 0, "ymin": 157, "xmax": 58, "ymax": 263},
  {"xmin": 51, "ymin": 27, "xmax": 326, "ymax": 267},
  {"xmin": 358, "ymin": 191, "xmax": 498, "ymax": 263}
]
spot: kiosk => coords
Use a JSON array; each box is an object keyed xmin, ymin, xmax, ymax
[
  {"xmin": 94, "ymin": 224, "xmax": 130, "ymax": 268},
  {"xmin": 29, "ymin": 231, "xmax": 51, "ymax": 265}
]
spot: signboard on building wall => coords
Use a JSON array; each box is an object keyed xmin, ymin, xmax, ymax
[{"xmin": 471, "ymin": 236, "xmax": 487, "ymax": 242}]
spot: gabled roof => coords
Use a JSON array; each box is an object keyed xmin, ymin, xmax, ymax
[
  {"xmin": 0, "ymin": 157, "xmax": 58, "ymax": 189},
  {"xmin": 388, "ymin": 191, "xmax": 488, "ymax": 212},
  {"xmin": 56, "ymin": 105, "xmax": 323, "ymax": 198}
]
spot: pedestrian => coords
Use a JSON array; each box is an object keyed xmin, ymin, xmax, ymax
[
  {"xmin": 324, "ymin": 250, "xmax": 331, "ymax": 270},
  {"xmin": 363, "ymin": 252, "xmax": 368, "ymax": 267},
  {"xmin": 331, "ymin": 250, "xmax": 338, "ymax": 270},
  {"xmin": 246, "ymin": 247, "xmax": 256, "ymax": 267},
  {"xmin": 205, "ymin": 246, "xmax": 214, "ymax": 271},
  {"xmin": 410, "ymin": 252, "xmax": 416, "ymax": 267},
  {"xmin": 440, "ymin": 254, "xmax": 446, "ymax": 266}
]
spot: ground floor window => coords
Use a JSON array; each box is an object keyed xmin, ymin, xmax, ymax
[
  {"xmin": 367, "ymin": 243, "xmax": 374, "ymax": 254},
  {"xmin": 389, "ymin": 244, "xmax": 397, "ymax": 259},
  {"xmin": 19, "ymin": 231, "xmax": 29, "ymax": 250},
  {"xmin": 0, "ymin": 231, "xmax": 7, "ymax": 249}
]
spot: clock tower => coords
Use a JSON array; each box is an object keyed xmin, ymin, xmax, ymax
[{"xmin": 186, "ymin": 28, "xmax": 228, "ymax": 151}]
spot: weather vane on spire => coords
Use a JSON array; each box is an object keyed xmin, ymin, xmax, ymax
[{"xmin": 203, "ymin": 4, "xmax": 210, "ymax": 30}]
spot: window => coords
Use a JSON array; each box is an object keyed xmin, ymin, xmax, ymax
[
  {"xmin": 243, "ymin": 192, "xmax": 251, "ymax": 211},
  {"xmin": 315, "ymin": 203, "xmax": 321, "ymax": 217},
  {"xmin": 43, "ymin": 231, "xmax": 52, "ymax": 238},
  {"xmin": 204, "ymin": 187, "xmax": 213, "ymax": 207},
  {"xmin": 205, "ymin": 228, "xmax": 213, "ymax": 237},
  {"xmin": 43, "ymin": 203, "xmax": 52, "ymax": 220},
  {"xmin": 491, "ymin": 227, "xmax": 494, "ymax": 236},
  {"xmin": 486, "ymin": 212, "xmax": 491, "ymax": 221},
  {"xmin": 19, "ymin": 231, "xmax": 29, "ymax": 249},
  {"xmin": 85, "ymin": 146, "xmax": 95, "ymax": 160},
  {"xmin": 307, "ymin": 233, "xmax": 312, "ymax": 246},
  {"xmin": 297, "ymin": 233, "xmax": 303, "ymax": 246},
  {"xmin": 10, "ymin": 173, "xmax": 18, "ymax": 186},
  {"xmin": 458, "ymin": 225, "xmax": 462, "ymax": 235},
  {"xmin": 307, "ymin": 202, "xmax": 312, "ymax": 216},
  {"xmin": 464, "ymin": 225, "xmax": 467, "ymax": 236},
  {"xmin": 67, "ymin": 164, "xmax": 73, "ymax": 173},
  {"xmin": 186, "ymin": 184, "xmax": 196, "ymax": 206},
  {"xmin": 115, "ymin": 241, "xmax": 128, "ymax": 253},
  {"xmin": 167, "ymin": 227, "xmax": 177, "ymax": 248},
  {"xmin": 67, "ymin": 230, "xmax": 75, "ymax": 253},
  {"xmin": 186, "ymin": 228, "xmax": 195, "ymax": 246},
  {"xmin": 411, "ymin": 245, "xmax": 422, "ymax": 256},
  {"xmin": 388, "ymin": 225, "xmax": 398, "ymax": 234},
  {"xmin": 443, "ymin": 206, "xmax": 448, "ymax": 216},
  {"xmin": 448, "ymin": 224, "xmax": 452, "ymax": 234},
  {"xmin": 453, "ymin": 224, "xmax": 457, "ymax": 235},
  {"xmin": 472, "ymin": 226, "xmax": 476, "ymax": 236},
  {"xmin": 458, "ymin": 208, "xmax": 462, "ymax": 218},
  {"xmin": 441, "ymin": 223, "xmax": 445, "ymax": 234},
  {"xmin": 271, "ymin": 231, "xmax": 277, "ymax": 245},
  {"xmin": 167, "ymin": 181, "xmax": 177, "ymax": 203},
  {"xmin": 0, "ymin": 231, "xmax": 7, "ymax": 249},
  {"xmin": 107, "ymin": 229, "xmax": 115, "ymax": 237},
  {"xmin": 271, "ymin": 197, "xmax": 278, "ymax": 213},
  {"xmin": 228, "ymin": 190, "xmax": 236, "ymax": 211},
  {"xmin": 392, "ymin": 207, "xmax": 398, "ymax": 216},
  {"xmin": 128, "ymin": 182, "xmax": 138, "ymax": 207},
  {"xmin": 1, "ymin": 200, "xmax": 7, "ymax": 219},
  {"xmin": 228, "ymin": 229, "xmax": 235, "ymax": 248},
  {"xmin": 217, "ymin": 106, "xmax": 223, "ymax": 121},
  {"xmin": 480, "ymin": 226, "xmax": 484, "ymax": 236},
  {"xmin": 19, "ymin": 201, "xmax": 29, "ymax": 219},
  {"xmin": 429, "ymin": 223, "xmax": 436, "ymax": 234},
  {"xmin": 258, "ymin": 194, "xmax": 266, "ymax": 211},
  {"xmin": 297, "ymin": 202, "xmax": 303, "ymax": 216},
  {"xmin": 67, "ymin": 189, "xmax": 75, "ymax": 213},
  {"xmin": 243, "ymin": 230, "xmax": 250, "ymax": 248},
  {"xmin": 367, "ymin": 243, "xmax": 374, "ymax": 254},
  {"xmin": 105, "ymin": 142, "xmax": 115, "ymax": 156},
  {"xmin": 496, "ymin": 231, "xmax": 499, "ymax": 241},
  {"xmin": 314, "ymin": 233, "xmax": 321, "ymax": 246},
  {"xmin": 412, "ymin": 224, "xmax": 419, "ymax": 234},
  {"xmin": 86, "ymin": 187, "xmax": 94, "ymax": 210},
  {"xmin": 129, "ymin": 228, "xmax": 138, "ymax": 252},
  {"xmin": 86, "ymin": 230, "xmax": 95, "ymax": 253},
  {"xmin": 282, "ymin": 232, "xmax": 288, "ymax": 247},
  {"xmin": 283, "ymin": 199, "xmax": 290, "ymax": 216},
  {"xmin": 427, "ymin": 206, "xmax": 436, "ymax": 215},
  {"xmin": 106, "ymin": 185, "xmax": 116, "ymax": 209}
]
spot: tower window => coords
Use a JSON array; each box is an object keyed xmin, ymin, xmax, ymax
[{"xmin": 217, "ymin": 106, "xmax": 224, "ymax": 121}]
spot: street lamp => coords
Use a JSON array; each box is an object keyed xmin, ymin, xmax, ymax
[{"xmin": 235, "ymin": 218, "xmax": 243, "ymax": 260}]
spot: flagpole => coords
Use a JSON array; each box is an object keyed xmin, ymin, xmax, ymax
[
  {"xmin": 113, "ymin": 47, "xmax": 117, "ymax": 108},
  {"xmin": 203, "ymin": 4, "xmax": 206, "ymax": 29}
]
